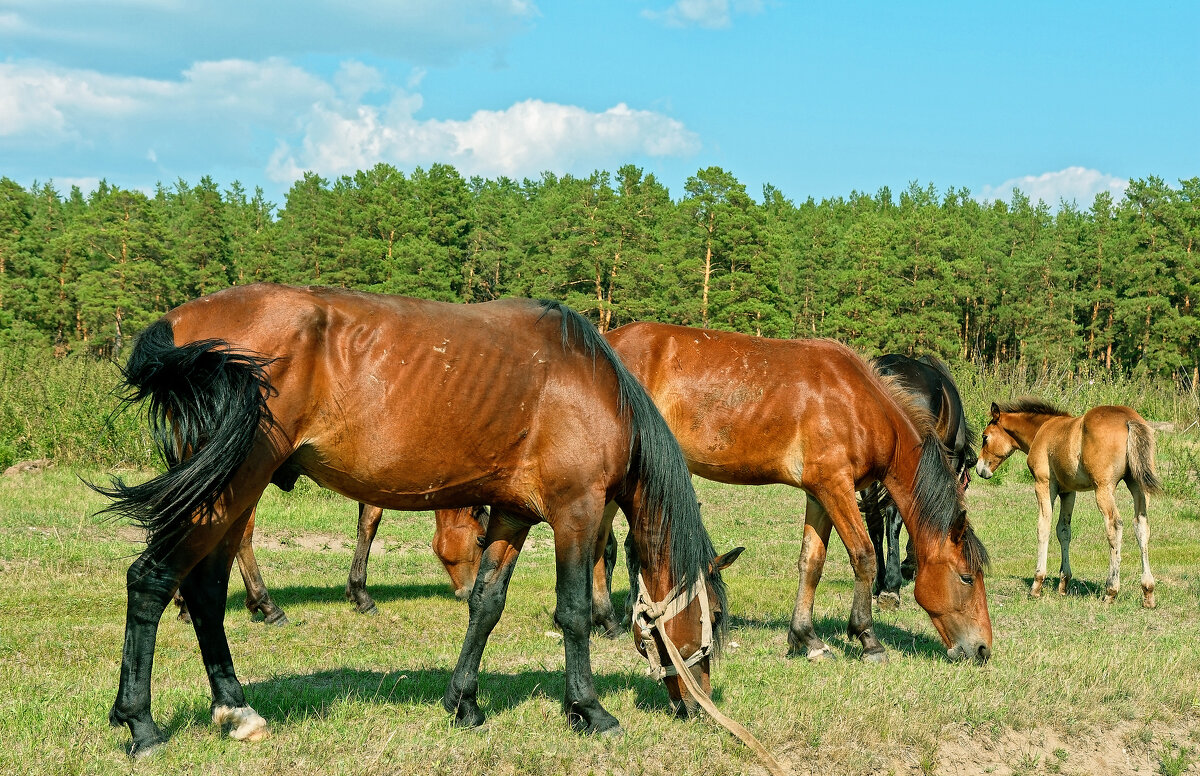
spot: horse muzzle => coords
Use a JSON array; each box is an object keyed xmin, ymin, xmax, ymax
[
  {"xmin": 947, "ymin": 640, "xmax": 991, "ymax": 664},
  {"xmin": 974, "ymin": 460, "xmax": 993, "ymax": 479}
]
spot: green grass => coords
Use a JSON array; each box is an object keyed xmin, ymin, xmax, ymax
[{"xmin": 2, "ymin": 464, "xmax": 1200, "ymax": 776}]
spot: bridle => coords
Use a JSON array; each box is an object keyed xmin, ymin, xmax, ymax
[
  {"xmin": 632, "ymin": 572, "xmax": 712, "ymax": 680},
  {"xmin": 631, "ymin": 571, "xmax": 789, "ymax": 776}
]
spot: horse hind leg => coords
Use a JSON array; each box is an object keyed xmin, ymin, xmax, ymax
[
  {"xmin": 346, "ymin": 503, "xmax": 383, "ymax": 615},
  {"xmin": 180, "ymin": 504, "xmax": 269, "ymax": 744},
  {"xmin": 1128, "ymin": 480, "xmax": 1155, "ymax": 608},
  {"xmin": 1095, "ymin": 485, "xmax": 1124, "ymax": 603},
  {"xmin": 1056, "ymin": 492, "xmax": 1076, "ymax": 595}
]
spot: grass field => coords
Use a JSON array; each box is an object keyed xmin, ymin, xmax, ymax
[{"xmin": 2, "ymin": 464, "xmax": 1199, "ymax": 776}]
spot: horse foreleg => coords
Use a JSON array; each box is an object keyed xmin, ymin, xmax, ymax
[
  {"xmin": 590, "ymin": 502, "xmax": 621, "ymax": 637},
  {"xmin": 234, "ymin": 507, "xmax": 287, "ymax": 625},
  {"xmin": 443, "ymin": 511, "xmax": 530, "ymax": 729},
  {"xmin": 346, "ymin": 503, "xmax": 384, "ymax": 614},
  {"xmin": 1030, "ymin": 478, "xmax": 1056, "ymax": 598},
  {"xmin": 1096, "ymin": 485, "xmax": 1123, "ymax": 603},
  {"xmin": 787, "ymin": 496, "xmax": 834, "ymax": 660},
  {"xmin": 181, "ymin": 504, "xmax": 268, "ymax": 744},
  {"xmin": 1129, "ymin": 481, "xmax": 1155, "ymax": 608},
  {"xmin": 820, "ymin": 485, "xmax": 887, "ymax": 663},
  {"xmin": 553, "ymin": 503, "xmax": 620, "ymax": 735},
  {"xmin": 863, "ymin": 486, "xmax": 887, "ymax": 599},
  {"xmin": 880, "ymin": 502, "xmax": 905, "ymax": 609},
  {"xmin": 1056, "ymin": 492, "xmax": 1076, "ymax": 595}
]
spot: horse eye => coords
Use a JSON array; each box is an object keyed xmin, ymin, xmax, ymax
[{"xmin": 959, "ymin": 574, "xmax": 974, "ymax": 585}]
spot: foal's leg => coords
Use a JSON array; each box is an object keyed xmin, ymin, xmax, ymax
[
  {"xmin": 346, "ymin": 503, "xmax": 384, "ymax": 614},
  {"xmin": 1056, "ymin": 492, "xmax": 1076, "ymax": 595},
  {"xmin": 1030, "ymin": 477, "xmax": 1057, "ymax": 598},
  {"xmin": 1095, "ymin": 483, "xmax": 1124, "ymax": 603},
  {"xmin": 1128, "ymin": 481, "xmax": 1156, "ymax": 608},
  {"xmin": 233, "ymin": 508, "xmax": 288, "ymax": 625},
  {"xmin": 443, "ymin": 511, "xmax": 531, "ymax": 729},
  {"xmin": 180, "ymin": 505, "xmax": 269, "ymax": 743},
  {"xmin": 788, "ymin": 496, "xmax": 834, "ymax": 660}
]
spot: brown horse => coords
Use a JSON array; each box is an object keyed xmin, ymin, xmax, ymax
[
  {"xmin": 426, "ymin": 325, "xmax": 994, "ymax": 662},
  {"xmin": 94, "ymin": 284, "xmax": 737, "ymax": 755},
  {"xmin": 604, "ymin": 323, "xmax": 992, "ymax": 664},
  {"xmin": 976, "ymin": 399, "xmax": 1161, "ymax": 607}
]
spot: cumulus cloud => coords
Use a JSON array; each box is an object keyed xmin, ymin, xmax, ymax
[
  {"xmin": 0, "ymin": 58, "xmax": 701, "ymax": 189},
  {"xmin": 267, "ymin": 98, "xmax": 701, "ymax": 182},
  {"xmin": 641, "ymin": 0, "xmax": 764, "ymax": 29},
  {"xmin": 978, "ymin": 167, "xmax": 1129, "ymax": 208}
]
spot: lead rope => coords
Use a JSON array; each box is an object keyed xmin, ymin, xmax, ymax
[{"xmin": 638, "ymin": 576, "xmax": 790, "ymax": 776}]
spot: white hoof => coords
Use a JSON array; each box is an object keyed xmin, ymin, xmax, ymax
[{"xmin": 213, "ymin": 705, "xmax": 270, "ymax": 742}]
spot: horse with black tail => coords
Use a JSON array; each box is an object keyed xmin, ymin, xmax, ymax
[
  {"xmin": 861, "ymin": 354, "xmax": 977, "ymax": 609},
  {"xmin": 93, "ymin": 284, "xmax": 739, "ymax": 756}
]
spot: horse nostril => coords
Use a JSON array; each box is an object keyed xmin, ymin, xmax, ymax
[{"xmin": 977, "ymin": 644, "xmax": 991, "ymax": 663}]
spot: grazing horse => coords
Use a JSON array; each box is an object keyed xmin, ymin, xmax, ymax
[
  {"xmin": 975, "ymin": 399, "xmax": 1161, "ymax": 607},
  {"xmin": 95, "ymin": 284, "xmax": 737, "ymax": 755},
  {"xmin": 605, "ymin": 323, "xmax": 992, "ymax": 664},
  {"xmin": 862, "ymin": 354, "xmax": 977, "ymax": 609}
]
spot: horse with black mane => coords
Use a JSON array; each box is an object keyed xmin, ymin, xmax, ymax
[
  {"xmin": 862, "ymin": 354, "xmax": 977, "ymax": 609},
  {"xmin": 95, "ymin": 284, "xmax": 738, "ymax": 755}
]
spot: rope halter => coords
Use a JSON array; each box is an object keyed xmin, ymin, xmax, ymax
[{"xmin": 632, "ymin": 572, "xmax": 712, "ymax": 680}]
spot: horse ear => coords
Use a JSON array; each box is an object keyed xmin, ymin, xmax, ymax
[
  {"xmin": 710, "ymin": 546, "xmax": 745, "ymax": 574},
  {"xmin": 990, "ymin": 402, "xmax": 1000, "ymax": 421}
]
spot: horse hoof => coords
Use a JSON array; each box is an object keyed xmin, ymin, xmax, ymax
[
  {"xmin": 876, "ymin": 592, "xmax": 901, "ymax": 611},
  {"xmin": 357, "ymin": 603, "xmax": 379, "ymax": 616},
  {"xmin": 1028, "ymin": 585, "xmax": 1043, "ymax": 599},
  {"xmin": 1143, "ymin": 593, "xmax": 1156, "ymax": 609},
  {"xmin": 129, "ymin": 738, "xmax": 167, "ymax": 759},
  {"xmin": 806, "ymin": 646, "xmax": 835, "ymax": 662},
  {"xmin": 264, "ymin": 612, "xmax": 289, "ymax": 627},
  {"xmin": 1102, "ymin": 593, "xmax": 1117, "ymax": 605},
  {"xmin": 862, "ymin": 649, "xmax": 889, "ymax": 665},
  {"xmin": 213, "ymin": 705, "xmax": 269, "ymax": 742}
]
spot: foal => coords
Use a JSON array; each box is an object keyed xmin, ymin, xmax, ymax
[{"xmin": 976, "ymin": 399, "xmax": 1161, "ymax": 607}]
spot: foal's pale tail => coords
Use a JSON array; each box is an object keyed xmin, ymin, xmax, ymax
[{"xmin": 1126, "ymin": 419, "xmax": 1164, "ymax": 496}]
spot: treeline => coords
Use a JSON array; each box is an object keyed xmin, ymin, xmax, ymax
[{"xmin": 0, "ymin": 165, "xmax": 1197, "ymax": 377}]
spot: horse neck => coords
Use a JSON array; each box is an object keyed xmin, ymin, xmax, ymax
[
  {"xmin": 880, "ymin": 425, "xmax": 932, "ymax": 544},
  {"xmin": 1001, "ymin": 413, "xmax": 1055, "ymax": 452}
]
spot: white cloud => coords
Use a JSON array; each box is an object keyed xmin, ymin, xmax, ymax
[
  {"xmin": 978, "ymin": 167, "xmax": 1129, "ymax": 208},
  {"xmin": 642, "ymin": 0, "xmax": 763, "ymax": 29},
  {"xmin": 268, "ymin": 98, "xmax": 701, "ymax": 183},
  {"xmin": 0, "ymin": 58, "xmax": 701, "ymax": 189}
]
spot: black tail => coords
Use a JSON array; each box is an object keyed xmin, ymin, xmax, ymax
[
  {"xmin": 537, "ymin": 301, "xmax": 726, "ymax": 650},
  {"xmin": 91, "ymin": 319, "xmax": 275, "ymax": 553}
]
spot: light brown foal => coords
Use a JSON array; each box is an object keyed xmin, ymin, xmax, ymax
[{"xmin": 976, "ymin": 399, "xmax": 1162, "ymax": 607}]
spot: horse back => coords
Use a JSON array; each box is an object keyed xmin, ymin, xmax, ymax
[
  {"xmin": 606, "ymin": 322, "xmax": 902, "ymax": 487},
  {"xmin": 1034, "ymin": 406, "xmax": 1144, "ymax": 491},
  {"xmin": 165, "ymin": 284, "xmax": 632, "ymax": 514}
]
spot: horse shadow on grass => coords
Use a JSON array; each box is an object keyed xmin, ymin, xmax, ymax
[
  {"xmin": 237, "ymin": 665, "xmax": 696, "ymax": 726},
  {"xmin": 1019, "ymin": 576, "xmax": 1108, "ymax": 599},
  {"xmin": 727, "ymin": 612, "xmax": 949, "ymax": 661},
  {"xmin": 225, "ymin": 582, "xmax": 460, "ymax": 615}
]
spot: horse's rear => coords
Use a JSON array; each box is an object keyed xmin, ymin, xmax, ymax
[{"xmin": 97, "ymin": 284, "xmax": 730, "ymax": 754}]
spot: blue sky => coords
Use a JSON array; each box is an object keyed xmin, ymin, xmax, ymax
[{"xmin": 1, "ymin": 1, "xmax": 1197, "ymax": 209}]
